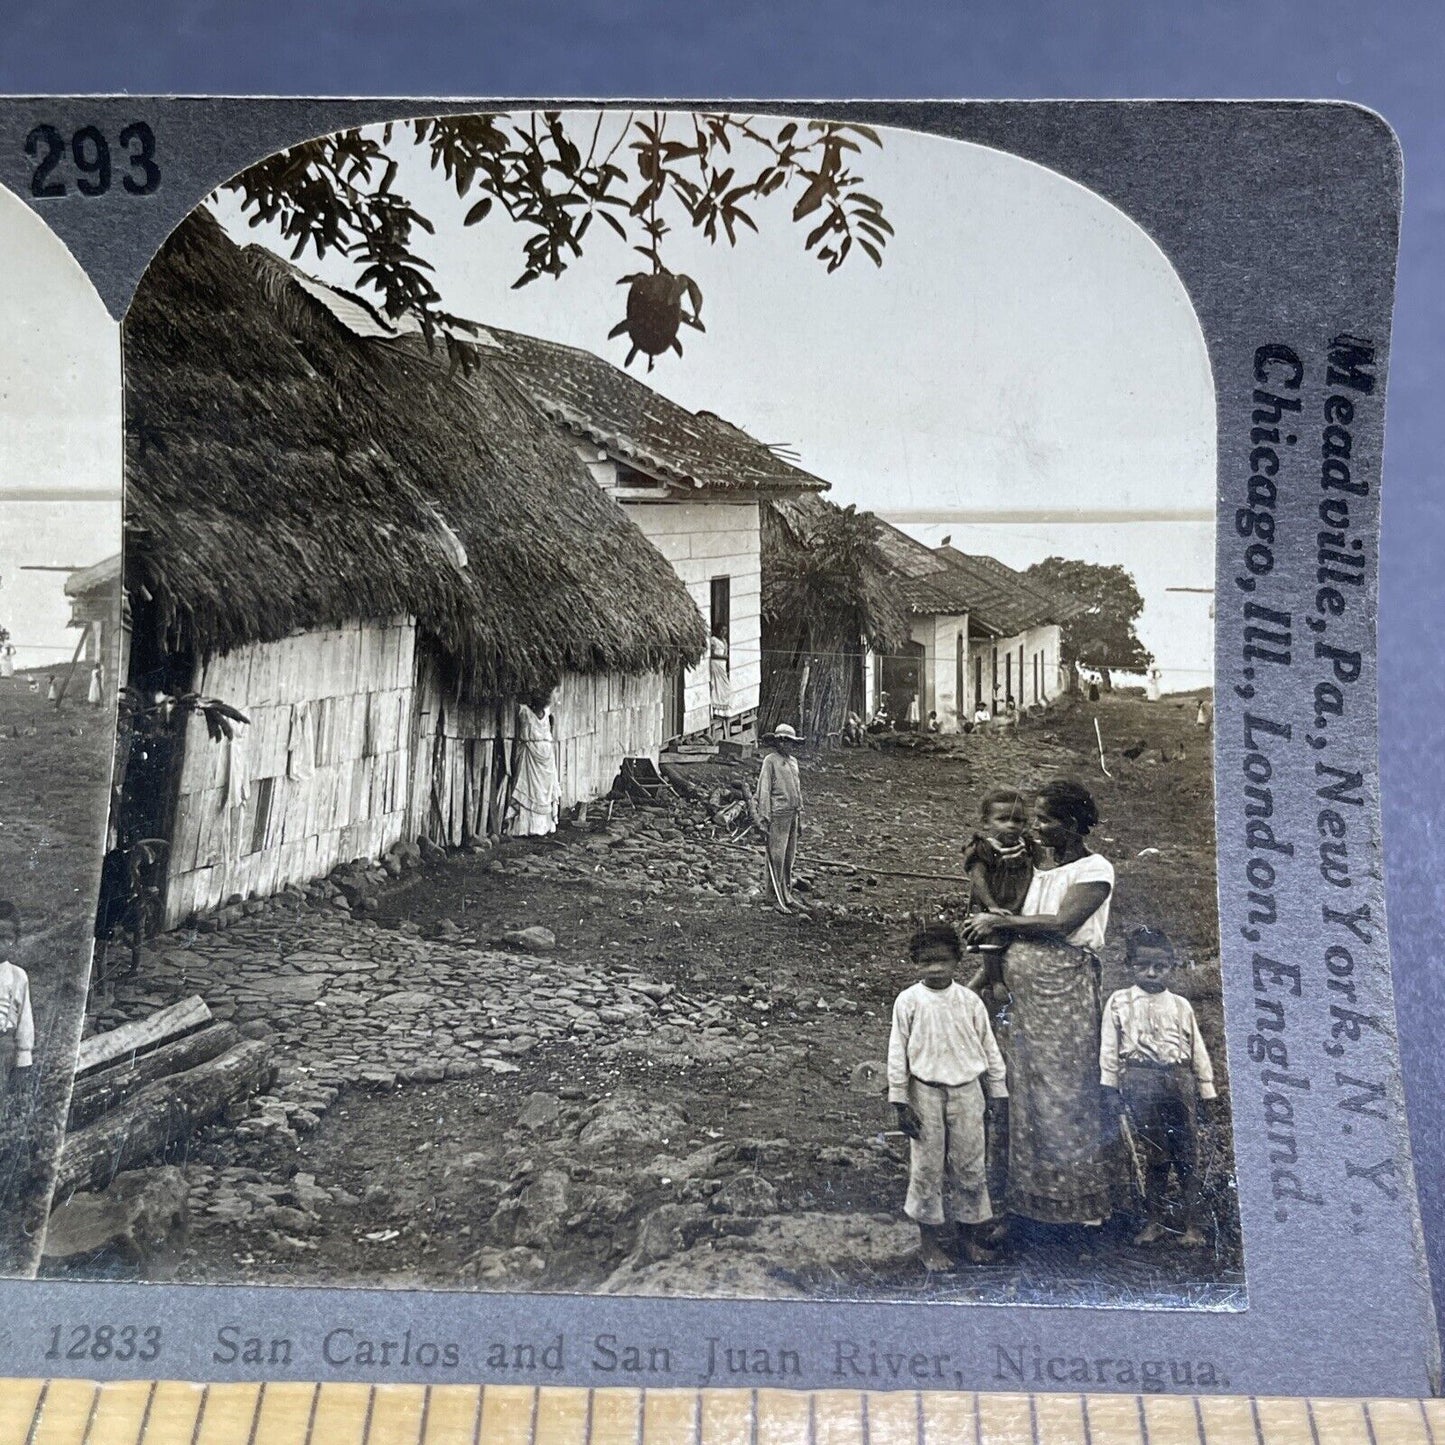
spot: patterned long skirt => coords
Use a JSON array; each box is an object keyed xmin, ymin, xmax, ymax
[{"xmin": 1001, "ymin": 937, "xmax": 1115, "ymax": 1224}]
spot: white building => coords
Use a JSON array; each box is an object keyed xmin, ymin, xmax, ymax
[
  {"xmin": 864, "ymin": 524, "xmax": 1079, "ymax": 733},
  {"xmin": 484, "ymin": 328, "xmax": 827, "ymax": 742}
]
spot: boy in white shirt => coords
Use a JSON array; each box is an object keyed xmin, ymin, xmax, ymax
[
  {"xmin": 888, "ymin": 923, "xmax": 1008, "ymax": 1270},
  {"xmin": 1100, "ymin": 927, "xmax": 1217, "ymax": 1247},
  {"xmin": 0, "ymin": 958, "xmax": 35, "ymax": 1107}
]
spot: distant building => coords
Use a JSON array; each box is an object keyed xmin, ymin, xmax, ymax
[
  {"xmin": 64, "ymin": 553, "xmax": 124, "ymax": 700},
  {"xmin": 932, "ymin": 546, "xmax": 1081, "ymax": 715},
  {"xmin": 865, "ymin": 523, "xmax": 1082, "ymax": 733}
]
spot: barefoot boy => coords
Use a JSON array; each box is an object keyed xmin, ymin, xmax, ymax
[
  {"xmin": 1100, "ymin": 927, "xmax": 1217, "ymax": 1246},
  {"xmin": 888, "ymin": 923, "xmax": 1008, "ymax": 1269}
]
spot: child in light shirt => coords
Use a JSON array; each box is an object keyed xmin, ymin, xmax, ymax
[
  {"xmin": 1100, "ymin": 927, "xmax": 1217, "ymax": 1247},
  {"xmin": 888, "ymin": 923, "xmax": 1008, "ymax": 1270},
  {"xmin": 0, "ymin": 958, "xmax": 36, "ymax": 1107}
]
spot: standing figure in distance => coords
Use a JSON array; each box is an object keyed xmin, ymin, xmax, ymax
[
  {"xmin": 0, "ymin": 956, "xmax": 35, "ymax": 1116},
  {"xmin": 507, "ymin": 689, "xmax": 561, "ymax": 837},
  {"xmin": 756, "ymin": 723, "xmax": 805, "ymax": 912}
]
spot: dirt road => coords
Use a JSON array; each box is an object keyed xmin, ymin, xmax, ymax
[{"xmin": 68, "ymin": 689, "xmax": 1242, "ymax": 1308}]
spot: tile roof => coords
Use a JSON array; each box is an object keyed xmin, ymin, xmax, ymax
[
  {"xmin": 935, "ymin": 546, "xmax": 1087, "ymax": 633},
  {"xmin": 480, "ymin": 324, "xmax": 828, "ymax": 496},
  {"xmin": 873, "ymin": 522, "xmax": 999, "ymax": 622},
  {"xmin": 871, "ymin": 522, "xmax": 1083, "ymax": 635},
  {"xmin": 64, "ymin": 553, "xmax": 122, "ymax": 599}
]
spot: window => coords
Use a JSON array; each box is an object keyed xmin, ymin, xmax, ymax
[
  {"xmin": 248, "ymin": 777, "xmax": 276, "ymax": 855},
  {"xmin": 710, "ymin": 576, "xmax": 731, "ymax": 665}
]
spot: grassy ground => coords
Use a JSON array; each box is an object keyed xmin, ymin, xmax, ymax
[{"xmin": 0, "ymin": 669, "xmax": 113, "ymax": 1273}]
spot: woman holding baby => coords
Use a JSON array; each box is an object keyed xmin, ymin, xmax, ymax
[{"xmin": 959, "ymin": 778, "xmax": 1116, "ymax": 1228}]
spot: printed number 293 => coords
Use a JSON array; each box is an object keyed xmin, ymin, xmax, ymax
[{"xmin": 24, "ymin": 122, "xmax": 160, "ymax": 198}]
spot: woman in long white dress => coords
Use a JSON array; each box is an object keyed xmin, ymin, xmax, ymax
[
  {"xmin": 709, "ymin": 634, "xmax": 732, "ymax": 717},
  {"xmin": 507, "ymin": 691, "xmax": 561, "ymax": 837}
]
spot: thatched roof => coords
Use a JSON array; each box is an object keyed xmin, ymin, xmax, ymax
[
  {"xmin": 482, "ymin": 325, "xmax": 828, "ymax": 496},
  {"xmin": 123, "ymin": 212, "xmax": 706, "ymax": 697},
  {"xmin": 765, "ymin": 495, "xmax": 909, "ymax": 654}
]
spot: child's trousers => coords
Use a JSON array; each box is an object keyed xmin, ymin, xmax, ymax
[
  {"xmin": 1120, "ymin": 1062, "xmax": 1200, "ymax": 1217},
  {"xmin": 904, "ymin": 1076, "xmax": 992, "ymax": 1226}
]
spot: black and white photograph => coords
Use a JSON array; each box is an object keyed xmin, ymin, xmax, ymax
[
  {"xmin": 0, "ymin": 180, "xmax": 121, "ymax": 1274},
  {"xmin": 40, "ymin": 109, "xmax": 1242, "ymax": 1308}
]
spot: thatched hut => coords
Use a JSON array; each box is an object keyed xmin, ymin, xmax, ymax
[{"xmin": 122, "ymin": 211, "xmax": 705, "ymax": 926}]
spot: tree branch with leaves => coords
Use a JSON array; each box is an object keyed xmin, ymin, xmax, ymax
[{"xmin": 222, "ymin": 111, "xmax": 893, "ymax": 369}]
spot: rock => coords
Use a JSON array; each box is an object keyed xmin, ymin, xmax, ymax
[
  {"xmin": 419, "ymin": 837, "xmax": 448, "ymax": 864},
  {"xmin": 517, "ymin": 1091, "xmax": 560, "ymax": 1131},
  {"xmin": 602, "ymin": 1212, "xmax": 918, "ymax": 1297},
  {"xmin": 492, "ymin": 1169, "xmax": 571, "ymax": 1249},
  {"xmin": 264, "ymin": 1205, "xmax": 317, "ymax": 1233},
  {"xmin": 285, "ymin": 1173, "xmax": 331, "ymax": 1212},
  {"xmin": 434, "ymin": 919, "xmax": 462, "ymax": 940},
  {"xmin": 44, "ymin": 1167, "xmax": 190, "ymax": 1269},
  {"xmin": 849, "ymin": 1061, "xmax": 885, "ymax": 1095},
  {"xmin": 711, "ymin": 1174, "xmax": 779, "ymax": 1217},
  {"xmin": 498, "ymin": 926, "xmax": 556, "ymax": 954},
  {"xmin": 462, "ymin": 1246, "xmax": 546, "ymax": 1285},
  {"xmin": 576, "ymin": 1095, "xmax": 687, "ymax": 1157},
  {"xmin": 629, "ymin": 1202, "xmax": 708, "ymax": 1266}
]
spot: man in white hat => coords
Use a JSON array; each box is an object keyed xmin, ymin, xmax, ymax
[{"xmin": 757, "ymin": 723, "xmax": 805, "ymax": 911}]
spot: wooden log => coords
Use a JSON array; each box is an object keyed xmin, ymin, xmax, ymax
[
  {"xmin": 73, "ymin": 996, "xmax": 212, "ymax": 1078},
  {"xmin": 55, "ymin": 1040, "xmax": 276, "ymax": 1196},
  {"xmin": 67, "ymin": 1023, "xmax": 242, "ymax": 1131},
  {"xmin": 658, "ymin": 762, "xmax": 701, "ymax": 799}
]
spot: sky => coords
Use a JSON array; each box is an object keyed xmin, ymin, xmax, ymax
[
  {"xmin": 208, "ymin": 112, "xmax": 1216, "ymax": 674},
  {"xmin": 0, "ymin": 189, "xmax": 122, "ymax": 665},
  {"xmin": 212, "ymin": 111, "xmax": 1215, "ymax": 520}
]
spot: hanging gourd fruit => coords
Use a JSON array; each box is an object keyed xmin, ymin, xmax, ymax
[{"xmin": 609, "ymin": 269, "xmax": 705, "ymax": 370}]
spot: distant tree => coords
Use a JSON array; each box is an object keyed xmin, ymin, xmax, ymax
[
  {"xmin": 1023, "ymin": 556, "xmax": 1153, "ymax": 685},
  {"xmin": 223, "ymin": 112, "xmax": 893, "ymax": 369}
]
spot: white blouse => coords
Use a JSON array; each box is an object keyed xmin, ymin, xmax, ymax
[{"xmin": 1022, "ymin": 850, "xmax": 1114, "ymax": 953}]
